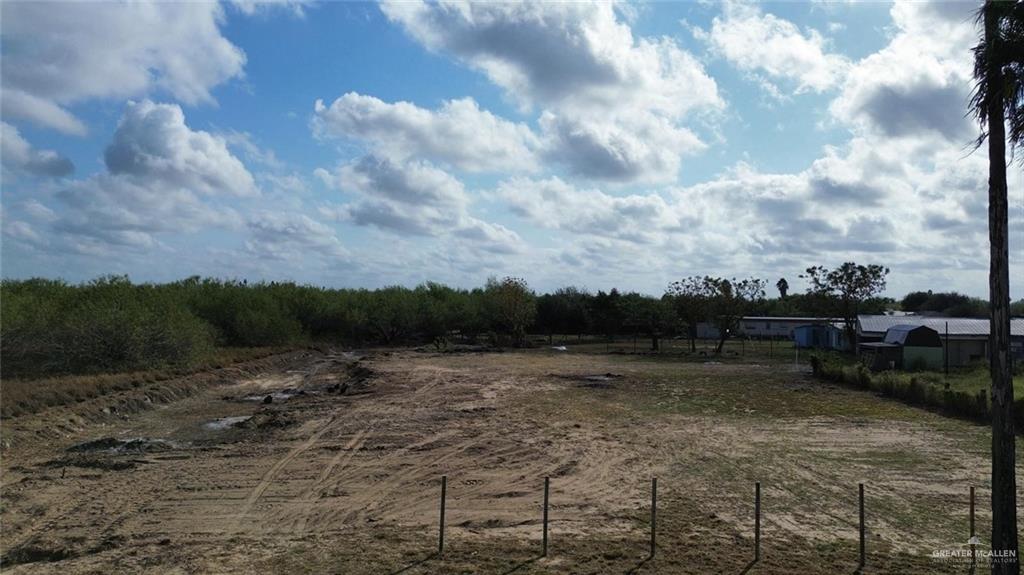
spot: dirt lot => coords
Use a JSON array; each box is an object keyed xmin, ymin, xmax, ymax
[{"xmin": 1, "ymin": 348, "xmax": 1018, "ymax": 574}]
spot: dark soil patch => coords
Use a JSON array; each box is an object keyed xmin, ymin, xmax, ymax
[
  {"xmin": 0, "ymin": 544, "xmax": 76, "ymax": 567},
  {"xmin": 549, "ymin": 372, "xmax": 624, "ymax": 388}
]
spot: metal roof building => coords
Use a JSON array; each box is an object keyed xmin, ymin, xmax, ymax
[
  {"xmin": 883, "ymin": 324, "xmax": 944, "ymax": 347},
  {"xmin": 857, "ymin": 315, "xmax": 1024, "ymax": 366},
  {"xmin": 739, "ymin": 316, "xmax": 845, "ymax": 338},
  {"xmin": 858, "ymin": 315, "xmax": 1024, "ymax": 339}
]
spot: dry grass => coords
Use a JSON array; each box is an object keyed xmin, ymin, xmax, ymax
[{"xmin": 0, "ymin": 347, "xmax": 292, "ymax": 418}]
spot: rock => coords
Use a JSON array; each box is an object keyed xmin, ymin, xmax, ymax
[{"xmin": 262, "ymin": 395, "xmax": 273, "ymax": 404}]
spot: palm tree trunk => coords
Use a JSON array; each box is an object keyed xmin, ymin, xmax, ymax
[{"xmin": 984, "ymin": 5, "xmax": 1019, "ymax": 574}]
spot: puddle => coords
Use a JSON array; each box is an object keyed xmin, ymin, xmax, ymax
[
  {"xmin": 203, "ymin": 416, "xmax": 252, "ymax": 430},
  {"xmin": 584, "ymin": 373, "xmax": 622, "ymax": 382},
  {"xmin": 241, "ymin": 389, "xmax": 308, "ymax": 403}
]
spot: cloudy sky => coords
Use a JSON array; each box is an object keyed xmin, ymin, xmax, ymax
[{"xmin": 1, "ymin": 0, "xmax": 1021, "ymax": 298}]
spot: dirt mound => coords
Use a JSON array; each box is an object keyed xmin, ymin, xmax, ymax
[
  {"xmin": 236, "ymin": 408, "xmax": 296, "ymax": 430},
  {"xmin": 46, "ymin": 455, "xmax": 137, "ymax": 472},
  {"xmin": 53, "ymin": 437, "xmax": 180, "ymax": 471},
  {"xmin": 1, "ymin": 349, "xmax": 322, "ymax": 452},
  {"xmin": 323, "ymin": 361, "xmax": 375, "ymax": 395},
  {"xmin": 0, "ymin": 543, "xmax": 76, "ymax": 568},
  {"xmin": 67, "ymin": 437, "xmax": 178, "ymax": 454},
  {"xmin": 1, "ymin": 534, "xmax": 123, "ymax": 569}
]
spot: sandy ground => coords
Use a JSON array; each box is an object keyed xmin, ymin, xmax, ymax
[{"xmin": 0, "ymin": 349, "xmax": 1015, "ymax": 574}]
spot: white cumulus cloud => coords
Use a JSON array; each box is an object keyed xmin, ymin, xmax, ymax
[
  {"xmin": 313, "ymin": 93, "xmax": 540, "ymax": 173},
  {"xmin": 46, "ymin": 101, "xmax": 257, "ymax": 252},
  {"xmin": 379, "ymin": 0, "xmax": 722, "ymax": 184},
  {"xmin": 694, "ymin": 2, "xmax": 850, "ymax": 94},
  {"xmin": 319, "ymin": 154, "xmax": 522, "ymax": 253},
  {"xmin": 1, "ymin": 2, "xmax": 246, "ymax": 135},
  {"xmin": 104, "ymin": 100, "xmax": 258, "ymax": 198},
  {"xmin": 1, "ymin": 122, "xmax": 74, "ymax": 178},
  {"xmin": 830, "ymin": 1, "xmax": 977, "ymax": 141}
]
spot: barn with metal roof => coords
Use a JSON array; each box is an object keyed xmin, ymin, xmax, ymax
[{"xmin": 857, "ymin": 315, "xmax": 1024, "ymax": 367}]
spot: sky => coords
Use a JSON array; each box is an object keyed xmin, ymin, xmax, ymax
[{"xmin": 1, "ymin": 0, "xmax": 1021, "ymax": 299}]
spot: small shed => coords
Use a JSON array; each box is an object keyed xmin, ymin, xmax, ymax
[
  {"xmin": 884, "ymin": 324, "xmax": 943, "ymax": 370},
  {"xmin": 861, "ymin": 324, "xmax": 943, "ymax": 371},
  {"xmin": 793, "ymin": 324, "xmax": 846, "ymax": 350},
  {"xmin": 860, "ymin": 342, "xmax": 903, "ymax": 371}
]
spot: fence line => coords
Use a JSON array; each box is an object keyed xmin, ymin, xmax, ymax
[{"xmin": 425, "ymin": 476, "xmax": 981, "ymax": 570}]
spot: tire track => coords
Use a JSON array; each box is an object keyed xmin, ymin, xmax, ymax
[
  {"xmin": 291, "ymin": 428, "xmax": 370, "ymax": 533},
  {"xmin": 230, "ymin": 416, "xmax": 338, "ymax": 533}
]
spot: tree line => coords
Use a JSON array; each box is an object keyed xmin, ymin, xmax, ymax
[{"xmin": 3, "ymin": 263, "xmax": 1019, "ymax": 379}]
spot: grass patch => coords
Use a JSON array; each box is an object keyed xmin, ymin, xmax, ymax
[
  {"xmin": 555, "ymin": 337, "xmax": 804, "ymax": 367},
  {"xmin": 810, "ymin": 354, "xmax": 1024, "ymax": 430}
]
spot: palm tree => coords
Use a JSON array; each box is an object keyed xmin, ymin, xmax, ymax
[
  {"xmin": 971, "ymin": 2, "xmax": 1023, "ymax": 573},
  {"xmin": 776, "ymin": 277, "xmax": 789, "ymax": 299}
]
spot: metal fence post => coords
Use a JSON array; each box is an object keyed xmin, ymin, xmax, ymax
[
  {"xmin": 650, "ymin": 477, "xmax": 657, "ymax": 558},
  {"xmin": 858, "ymin": 483, "xmax": 865, "ymax": 570},
  {"xmin": 755, "ymin": 481, "xmax": 761, "ymax": 562},
  {"xmin": 543, "ymin": 477, "xmax": 550, "ymax": 557},
  {"xmin": 970, "ymin": 486, "xmax": 976, "ymax": 564},
  {"xmin": 439, "ymin": 475, "xmax": 447, "ymax": 555}
]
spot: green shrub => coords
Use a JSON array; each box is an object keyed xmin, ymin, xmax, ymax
[
  {"xmin": 806, "ymin": 348, "xmax": 1007, "ymax": 427},
  {"xmin": 841, "ymin": 366, "xmax": 859, "ymax": 388},
  {"xmin": 809, "ymin": 354, "xmax": 823, "ymax": 376},
  {"xmin": 908, "ymin": 356, "xmax": 929, "ymax": 372},
  {"xmin": 906, "ymin": 377, "xmax": 926, "ymax": 405},
  {"xmin": 1, "ymin": 276, "xmax": 215, "ymax": 378},
  {"xmin": 231, "ymin": 307, "xmax": 303, "ymax": 347},
  {"xmin": 974, "ymin": 389, "xmax": 989, "ymax": 418},
  {"xmin": 856, "ymin": 365, "xmax": 872, "ymax": 389}
]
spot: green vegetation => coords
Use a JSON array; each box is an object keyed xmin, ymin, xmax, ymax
[
  {"xmin": 900, "ymin": 290, "xmax": 989, "ymax": 317},
  {"xmin": 0, "ymin": 276, "xmax": 544, "ymax": 379},
  {"xmin": 1, "ymin": 267, "xmax": 1013, "ymax": 383},
  {"xmin": 809, "ymin": 353, "xmax": 1024, "ymax": 428},
  {"xmin": 801, "ymin": 262, "xmax": 889, "ymax": 346},
  {"xmin": 2, "ymin": 277, "xmax": 215, "ymax": 379}
]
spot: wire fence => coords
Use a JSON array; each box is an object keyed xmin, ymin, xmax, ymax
[{"xmin": 427, "ymin": 475, "xmax": 982, "ymax": 572}]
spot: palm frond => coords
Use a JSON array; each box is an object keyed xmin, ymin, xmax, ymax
[{"xmin": 971, "ymin": 0, "xmax": 1024, "ymax": 163}]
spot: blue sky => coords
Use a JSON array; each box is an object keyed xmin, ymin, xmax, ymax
[{"xmin": 1, "ymin": 1, "xmax": 1020, "ymax": 298}]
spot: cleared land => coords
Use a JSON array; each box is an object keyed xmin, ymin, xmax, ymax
[{"xmin": 1, "ymin": 348, "xmax": 1020, "ymax": 574}]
